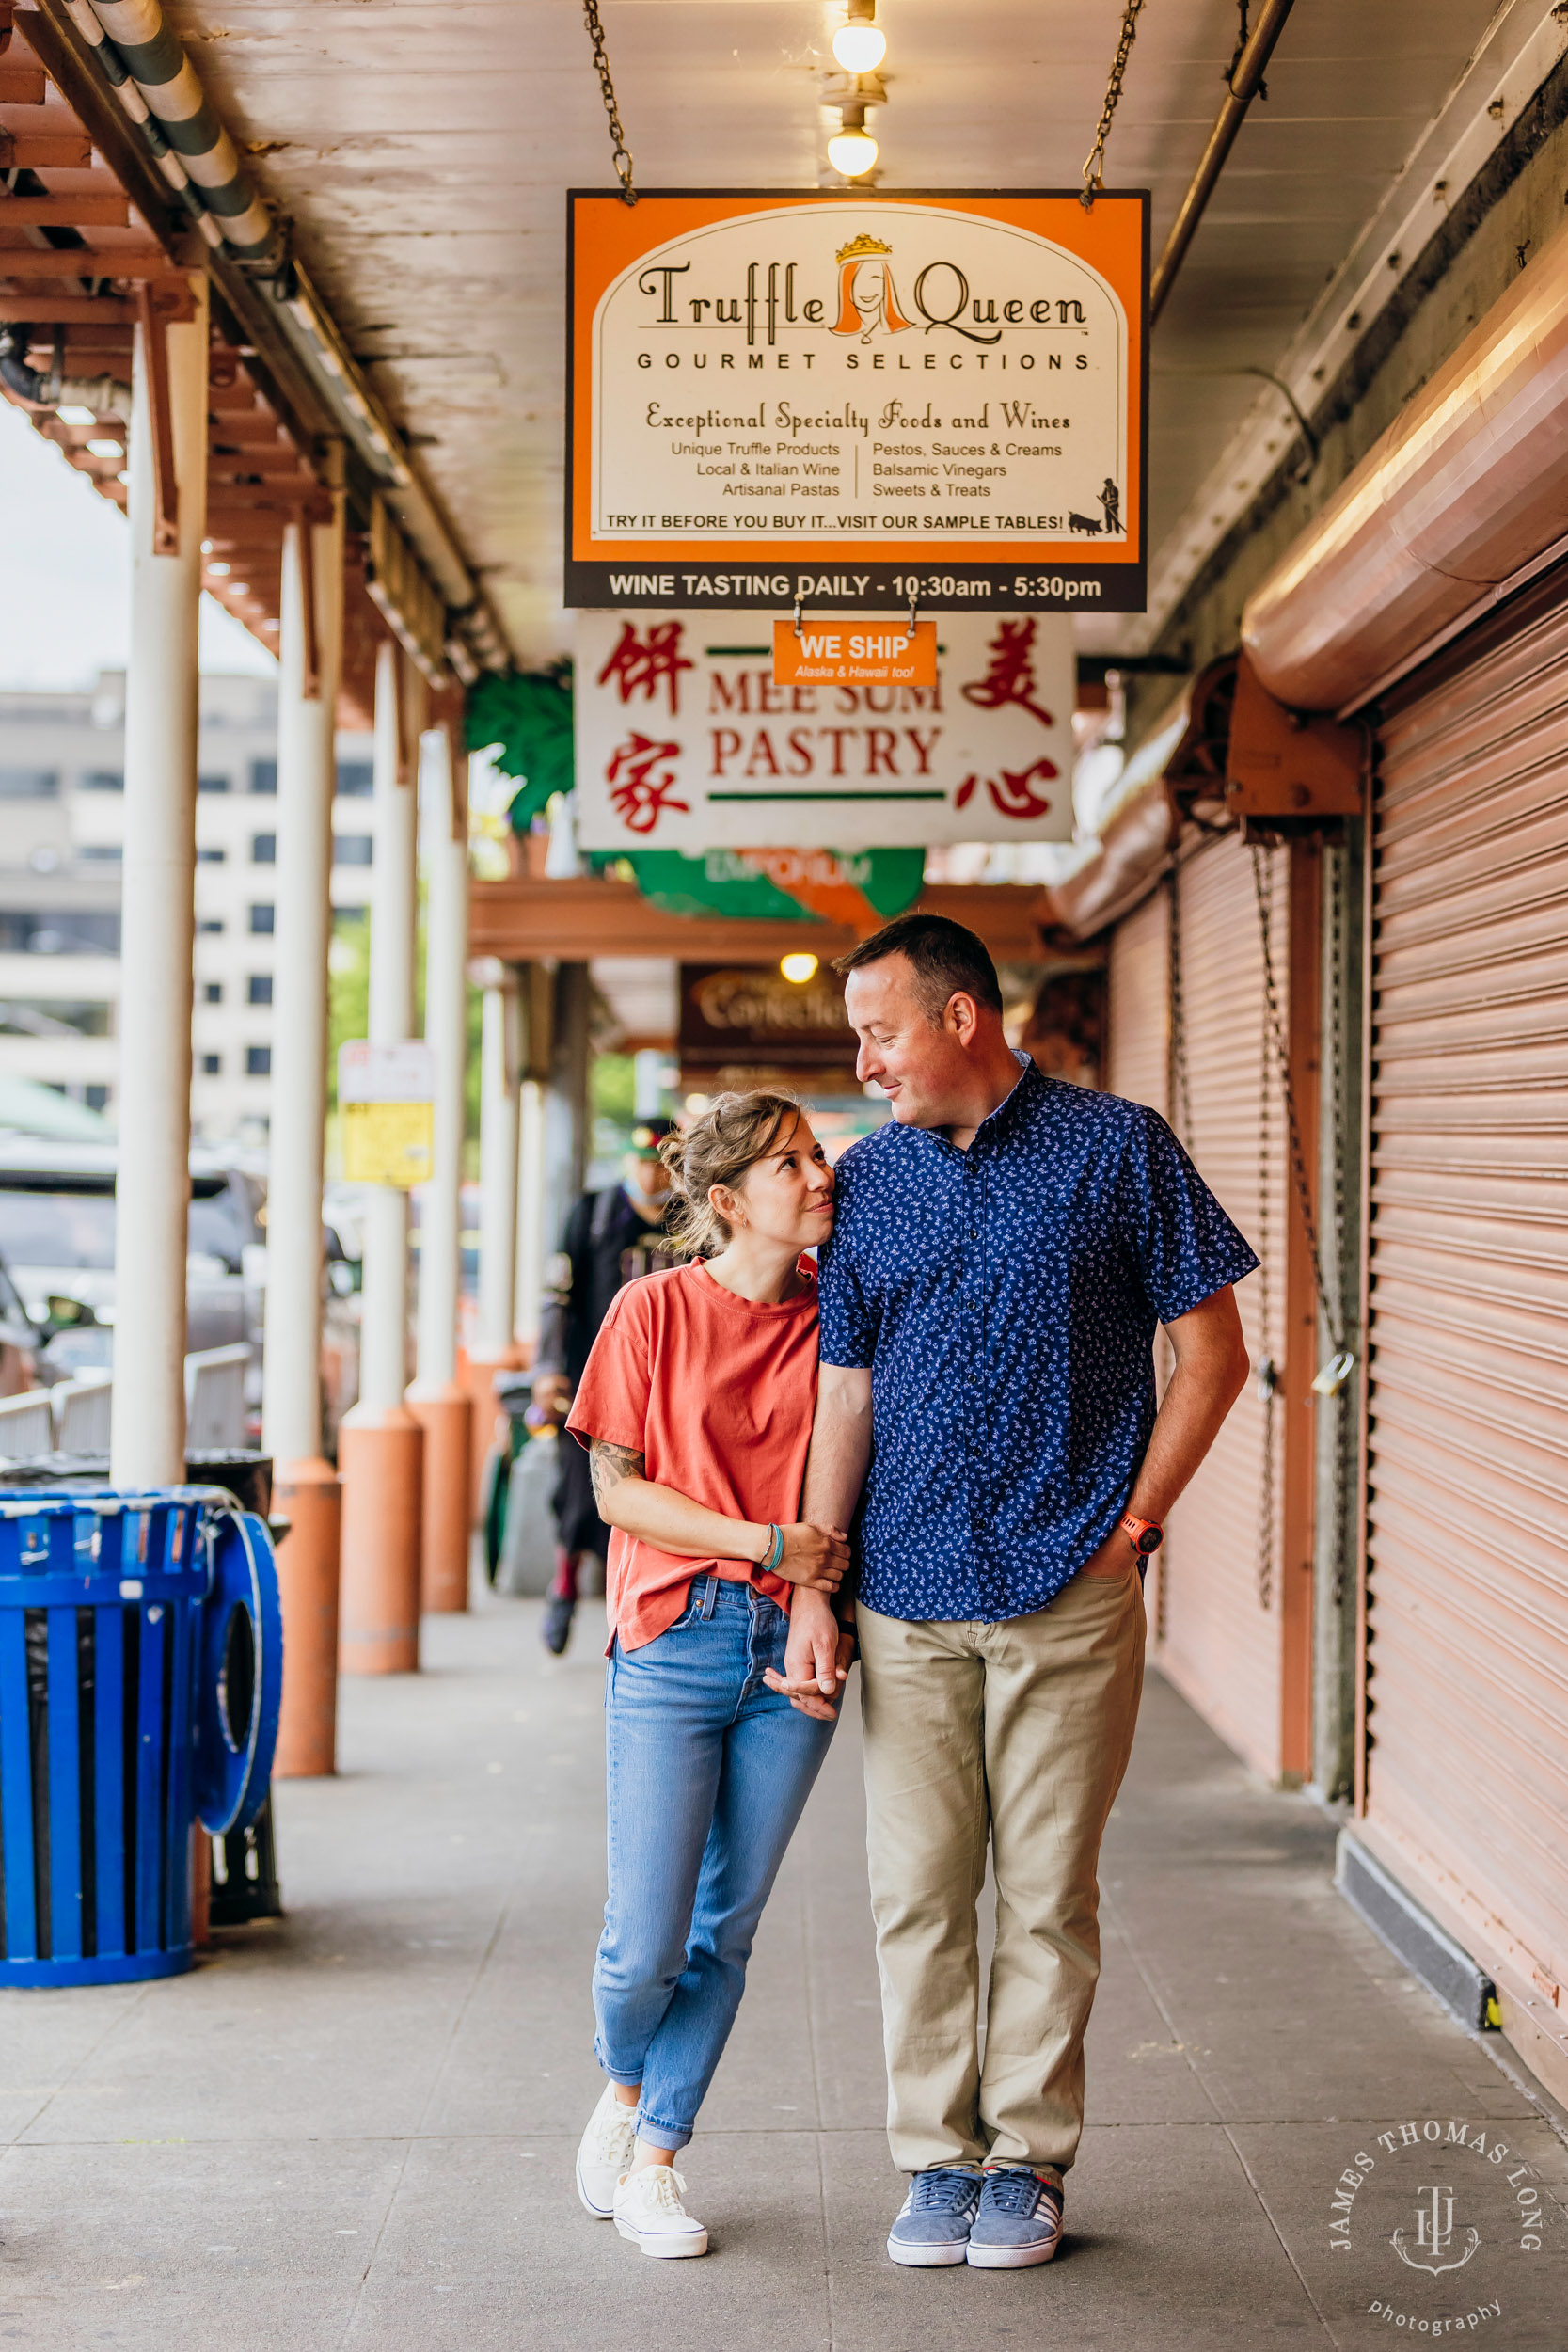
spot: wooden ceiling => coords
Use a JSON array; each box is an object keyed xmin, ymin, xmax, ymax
[{"xmin": 1, "ymin": 2, "xmax": 415, "ymax": 724}]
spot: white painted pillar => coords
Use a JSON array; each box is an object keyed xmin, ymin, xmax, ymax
[
  {"xmin": 514, "ymin": 1073, "xmax": 546, "ymax": 1351},
  {"xmin": 409, "ymin": 723, "xmax": 473, "ymax": 1611},
  {"xmin": 415, "ymin": 726, "xmax": 467, "ymax": 1389},
  {"xmin": 262, "ymin": 491, "xmax": 343, "ymax": 1467},
  {"xmin": 475, "ymin": 966, "xmax": 520, "ymax": 1358},
  {"xmin": 357, "ymin": 640, "xmax": 421, "ymax": 1412},
  {"xmin": 633, "ymin": 1048, "xmax": 665, "ymax": 1119},
  {"xmin": 265, "ymin": 485, "xmax": 346, "ymax": 1776},
  {"xmin": 339, "ymin": 641, "xmax": 425, "ymax": 1676},
  {"xmin": 110, "ymin": 276, "xmax": 208, "ymax": 1486}
]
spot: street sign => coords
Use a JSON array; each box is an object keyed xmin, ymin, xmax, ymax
[
  {"xmin": 567, "ymin": 190, "xmax": 1148, "ymax": 613},
  {"xmin": 339, "ymin": 1041, "xmax": 435, "ymax": 1188},
  {"xmin": 575, "ymin": 609, "xmax": 1074, "ymax": 850},
  {"xmin": 772, "ymin": 618, "xmax": 937, "ymax": 688}
]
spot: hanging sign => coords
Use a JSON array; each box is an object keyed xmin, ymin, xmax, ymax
[
  {"xmin": 772, "ymin": 618, "xmax": 937, "ymax": 688},
  {"xmin": 574, "ymin": 609, "xmax": 1074, "ymax": 850},
  {"xmin": 680, "ymin": 961, "xmax": 856, "ymax": 1070},
  {"xmin": 339, "ymin": 1041, "xmax": 435, "ymax": 1188},
  {"xmin": 567, "ymin": 189, "xmax": 1147, "ymax": 613}
]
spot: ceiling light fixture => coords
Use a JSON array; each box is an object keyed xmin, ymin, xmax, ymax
[
  {"xmin": 780, "ymin": 952, "xmax": 820, "ymax": 984},
  {"xmin": 828, "ymin": 103, "xmax": 879, "ymax": 179},
  {"xmin": 832, "ymin": 1, "xmax": 886, "ymax": 74}
]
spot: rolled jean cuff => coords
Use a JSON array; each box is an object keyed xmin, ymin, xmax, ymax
[
  {"xmin": 634, "ymin": 2111, "xmax": 692, "ymax": 2153},
  {"xmin": 594, "ymin": 2036, "xmax": 644, "ymax": 2090}
]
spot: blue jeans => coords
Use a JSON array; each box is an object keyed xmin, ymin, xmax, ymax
[{"xmin": 594, "ymin": 1575, "xmax": 836, "ymax": 2150}]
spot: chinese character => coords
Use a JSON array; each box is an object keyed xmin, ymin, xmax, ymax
[
  {"xmin": 596, "ymin": 620, "xmax": 694, "ymax": 717},
  {"xmin": 959, "ymin": 618, "xmax": 1056, "ymax": 729},
  {"xmin": 606, "ymin": 734, "xmax": 690, "ymax": 834},
  {"xmin": 955, "ymin": 757, "xmax": 1059, "ymax": 821}
]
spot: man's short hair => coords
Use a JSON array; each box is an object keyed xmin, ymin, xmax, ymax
[{"xmin": 834, "ymin": 913, "xmax": 1004, "ymax": 1023}]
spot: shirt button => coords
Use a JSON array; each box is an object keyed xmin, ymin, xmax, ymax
[{"xmin": 969, "ymin": 1229, "xmax": 978, "ymax": 1240}]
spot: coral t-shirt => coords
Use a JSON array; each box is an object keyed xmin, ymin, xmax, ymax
[{"xmin": 565, "ymin": 1259, "xmax": 820, "ymax": 1654}]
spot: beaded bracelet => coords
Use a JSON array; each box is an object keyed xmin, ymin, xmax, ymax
[{"xmin": 760, "ymin": 1522, "xmax": 784, "ymax": 1573}]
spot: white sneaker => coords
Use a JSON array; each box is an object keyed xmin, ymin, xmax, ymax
[
  {"xmin": 575, "ymin": 2084, "xmax": 638, "ymax": 2218},
  {"xmin": 611, "ymin": 2164, "xmax": 709, "ymax": 2258}
]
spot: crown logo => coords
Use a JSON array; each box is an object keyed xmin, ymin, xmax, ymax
[{"xmin": 835, "ymin": 232, "xmax": 893, "ymax": 262}]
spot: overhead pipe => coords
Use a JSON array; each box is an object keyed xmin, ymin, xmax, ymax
[
  {"xmin": 1243, "ymin": 214, "xmax": 1568, "ymax": 710},
  {"xmin": 64, "ymin": 0, "xmax": 280, "ymax": 267},
  {"xmin": 0, "ymin": 320, "xmax": 129, "ymax": 414},
  {"xmin": 35, "ymin": 0, "xmax": 515, "ymax": 675},
  {"xmin": 1149, "ymin": 0, "xmax": 1297, "ymax": 326}
]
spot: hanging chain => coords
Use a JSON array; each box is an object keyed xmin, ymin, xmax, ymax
[
  {"xmin": 1165, "ymin": 861, "xmax": 1195, "ymax": 1147},
  {"xmin": 1250, "ymin": 839, "xmax": 1361, "ymax": 1619},
  {"xmin": 581, "ymin": 0, "xmax": 637, "ymax": 204},
  {"xmin": 1324, "ymin": 843, "xmax": 1357, "ymax": 1615},
  {"xmin": 1249, "ymin": 843, "xmax": 1346, "ymax": 1349},
  {"xmin": 1156, "ymin": 857, "xmax": 1191, "ymax": 1649},
  {"xmin": 1255, "ymin": 848, "xmax": 1277, "ymax": 1612},
  {"xmin": 1082, "ymin": 0, "xmax": 1147, "ymax": 208}
]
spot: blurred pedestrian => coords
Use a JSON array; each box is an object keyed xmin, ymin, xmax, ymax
[{"xmin": 532, "ymin": 1117, "xmax": 682, "ymax": 1653}]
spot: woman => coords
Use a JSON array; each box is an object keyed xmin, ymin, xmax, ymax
[{"xmin": 565, "ymin": 1090, "xmax": 853, "ymax": 2259}]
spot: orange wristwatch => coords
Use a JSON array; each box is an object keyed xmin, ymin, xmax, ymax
[{"xmin": 1119, "ymin": 1513, "xmax": 1164, "ymax": 1558}]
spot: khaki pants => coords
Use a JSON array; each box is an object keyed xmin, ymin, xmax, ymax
[{"xmin": 856, "ymin": 1565, "xmax": 1145, "ymax": 2175}]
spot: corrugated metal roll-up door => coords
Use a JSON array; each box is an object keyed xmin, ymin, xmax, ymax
[
  {"xmin": 1106, "ymin": 884, "xmax": 1169, "ymax": 1114},
  {"xmin": 1361, "ymin": 588, "xmax": 1568, "ymax": 2079},
  {"xmin": 1157, "ymin": 836, "xmax": 1301, "ymax": 1783}
]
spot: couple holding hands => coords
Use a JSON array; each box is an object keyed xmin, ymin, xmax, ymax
[{"xmin": 564, "ymin": 914, "xmax": 1256, "ymax": 2269}]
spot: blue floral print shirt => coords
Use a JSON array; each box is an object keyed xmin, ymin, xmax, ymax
[{"xmin": 817, "ymin": 1057, "xmax": 1259, "ymax": 1623}]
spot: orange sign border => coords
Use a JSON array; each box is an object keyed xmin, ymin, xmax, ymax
[{"xmin": 566, "ymin": 188, "xmax": 1148, "ymax": 606}]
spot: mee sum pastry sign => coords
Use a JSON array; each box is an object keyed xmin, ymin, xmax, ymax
[
  {"xmin": 574, "ymin": 609, "xmax": 1075, "ymax": 850},
  {"xmin": 567, "ymin": 190, "xmax": 1148, "ymax": 614}
]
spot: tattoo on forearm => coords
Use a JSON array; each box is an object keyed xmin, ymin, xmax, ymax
[{"xmin": 589, "ymin": 1438, "xmax": 644, "ymax": 1510}]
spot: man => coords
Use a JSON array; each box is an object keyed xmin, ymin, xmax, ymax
[
  {"xmin": 768, "ymin": 914, "xmax": 1254, "ymax": 2271},
  {"xmin": 532, "ymin": 1117, "xmax": 682, "ymax": 1654}
]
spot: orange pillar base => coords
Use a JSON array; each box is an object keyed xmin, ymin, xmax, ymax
[
  {"xmin": 461, "ymin": 1346, "xmax": 526, "ymax": 1524},
  {"xmin": 408, "ymin": 1382, "xmax": 473, "ymax": 1613},
  {"xmin": 338, "ymin": 1406, "xmax": 423, "ymax": 1675},
  {"xmin": 272, "ymin": 1455, "xmax": 342, "ymax": 1774}
]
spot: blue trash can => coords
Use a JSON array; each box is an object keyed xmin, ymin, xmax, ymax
[{"xmin": 0, "ymin": 1487, "xmax": 281, "ymax": 1989}]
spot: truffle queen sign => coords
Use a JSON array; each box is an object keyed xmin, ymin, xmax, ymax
[{"xmin": 567, "ymin": 191, "xmax": 1148, "ymax": 613}]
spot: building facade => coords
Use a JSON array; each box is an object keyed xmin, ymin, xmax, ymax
[
  {"xmin": 1039, "ymin": 56, "xmax": 1568, "ymax": 2108},
  {"xmin": 0, "ymin": 671, "xmax": 372, "ymax": 1141}
]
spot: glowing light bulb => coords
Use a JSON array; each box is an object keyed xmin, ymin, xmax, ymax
[
  {"xmin": 832, "ymin": 20, "xmax": 886, "ymax": 72},
  {"xmin": 780, "ymin": 952, "xmax": 819, "ymax": 984},
  {"xmin": 828, "ymin": 119, "xmax": 879, "ymax": 178}
]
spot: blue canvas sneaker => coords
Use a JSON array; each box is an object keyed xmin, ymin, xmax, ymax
[
  {"xmin": 886, "ymin": 2167, "xmax": 983, "ymax": 2267},
  {"xmin": 966, "ymin": 2166, "xmax": 1065, "ymax": 2268}
]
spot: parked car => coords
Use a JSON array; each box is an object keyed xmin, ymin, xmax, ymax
[{"xmin": 0, "ymin": 1137, "xmax": 264, "ymax": 1381}]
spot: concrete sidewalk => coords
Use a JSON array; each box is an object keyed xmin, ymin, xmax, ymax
[{"xmin": 2, "ymin": 1587, "xmax": 1565, "ymax": 2349}]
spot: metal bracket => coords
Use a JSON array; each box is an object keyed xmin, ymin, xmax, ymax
[{"xmin": 1311, "ymin": 1349, "xmax": 1355, "ymax": 1398}]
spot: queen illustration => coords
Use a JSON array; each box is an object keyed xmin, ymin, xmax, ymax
[{"xmin": 832, "ymin": 232, "xmax": 914, "ymax": 342}]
